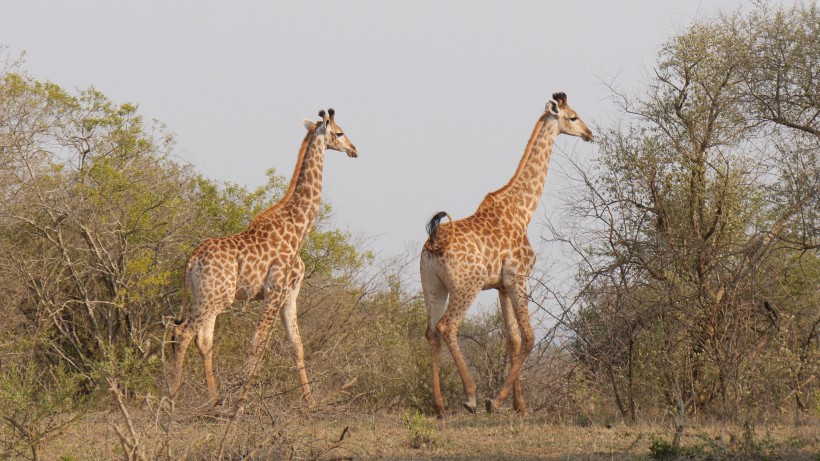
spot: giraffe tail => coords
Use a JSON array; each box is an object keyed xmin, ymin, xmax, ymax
[
  {"xmin": 424, "ymin": 211, "xmax": 453, "ymax": 253},
  {"xmin": 175, "ymin": 262, "xmax": 189, "ymax": 326}
]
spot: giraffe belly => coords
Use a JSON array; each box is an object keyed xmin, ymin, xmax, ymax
[
  {"xmin": 234, "ymin": 272, "xmax": 266, "ymax": 301},
  {"xmin": 484, "ymin": 253, "xmax": 527, "ymax": 290},
  {"xmin": 234, "ymin": 285, "xmax": 263, "ymax": 301},
  {"xmin": 483, "ymin": 273, "xmax": 503, "ymax": 290},
  {"xmin": 482, "ymin": 255, "xmax": 505, "ymax": 289}
]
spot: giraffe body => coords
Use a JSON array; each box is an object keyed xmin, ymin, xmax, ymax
[
  {"xmin": 420, "ymin": 93, "xmax": 593, "ymax": 417},
  {"xmin": 170, "ymin": 109, "xmax": 357, "ymax": 404}
]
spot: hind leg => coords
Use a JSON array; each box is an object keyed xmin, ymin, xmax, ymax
[
  {"xmin": 421, "ymin": 264, "xmax": 449, "ymax": 417},
  {"xmin": 170, "ymin": 320, "xmax": 195, "ymax": 399},
  {"xmin": 436, "ymin": 281, "xmax": 483, "ymax": 414},
  {"xmin": 171, "ymin": 283, "xmax": 231, "ymax": 400},
  {"xmin": 195, "ymin": 314, "xmax": 219, "ymax": 401}
]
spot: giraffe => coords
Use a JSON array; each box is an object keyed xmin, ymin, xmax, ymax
[
  {"xmin": 170, "ymin": 108, "xmax": 357, "ymax": 404},
  {"xmin": 420, "ymin": 92, "xmax": 593, "ymax": 417}
]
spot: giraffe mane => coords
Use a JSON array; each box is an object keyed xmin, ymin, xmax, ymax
[
  {"xmin": 494, "ymin": 115, "xmax": 549, "ymax": 195},
  {"xmin": 251, "ymin": 123, "xmax": 320, "ymax": 226}
]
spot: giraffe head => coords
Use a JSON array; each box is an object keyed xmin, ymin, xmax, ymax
[
  {"xmin": 302, "ymin": 108, "xmax": 358, "ymax": 157},
  {"xmin": 546, "ymin": 92, "xmax": 594, "ymax": 142}
]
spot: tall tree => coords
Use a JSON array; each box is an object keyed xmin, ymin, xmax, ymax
[
  {"xmin": 0, "ymin": 51, "xmax": 366, "ymax": 384},
  {"xmin": 552, "ymin": 2, "xmax": 818, "ymax": 420}
]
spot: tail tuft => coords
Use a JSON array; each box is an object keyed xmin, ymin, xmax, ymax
[
  {"xmin": 424, "ymin": 211, "xmax": 451, "ymax": 253},
  {"xmin": 426, "ymin": 211, "xmax": 448, "ymax": 239}
]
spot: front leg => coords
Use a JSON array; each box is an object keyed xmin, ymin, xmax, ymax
[
  {"xmin": 487, "ymin": 255, "xmax": 535, "ymax": 414},
  {"xmin": 499, "ymin": 289, "xmax": 526, "ymax": 413},
  {"xmin": 245, "ymin": 267, "xmax": 292, "ymax": 382},
  {"xmin": 279, "ymin": 259, "xmax": 315, "ymax": 407}
]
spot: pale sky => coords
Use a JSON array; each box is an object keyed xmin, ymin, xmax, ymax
[{"xmin": 2, "ymin": 1, "xmax": 753, "ymax": 287}]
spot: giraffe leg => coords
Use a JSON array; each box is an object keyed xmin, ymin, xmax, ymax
[
  {"xmin": 421, "ymin": 269, "xmax": 449, "ymax": 418},
  {"xmin": 245, "ymin": 288, "xmax": 289, "ymax": 381},
  {"xmin": 171, "ymin": 258, "xmax": 236, "ymax": 402},
  {"xmin": 487, "ymin": 275, "xmax": 534, "ymax": 414},
  {"xmin": 279, "ymin": 276, "xmax": 315, "ymax": 407},
  {"xmin": 195, "ymin": 314, "xmax": 219, "ymax": 402},
  {"xmin": 437, "ymin": 284, "xmax": 483, "ymax": 414},
  {"xmin": 171, "ymin": 295, "xmax": 230, "ymax": 401},
  {"xmin": 244, "ymin": 262, "xmax": 297, "ymax": 388},
  {"xmin": 170, "ymin": 319, "xmax": 195, "ymax": 399},
  {"xmin": 499, "ymin": 289, "xmax": 526, "ymax": 413}
]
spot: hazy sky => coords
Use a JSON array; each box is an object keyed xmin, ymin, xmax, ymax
[{"xmin": 2, "ymin": 0, "xmax": 752, "ymax": 269}]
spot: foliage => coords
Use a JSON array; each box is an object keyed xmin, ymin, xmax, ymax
[
  {"xmin": 0, "ymin": 358, "xmax": 91, "ymax": 461},
  {"xmin": 550, "ymin": 1, "xmax": 819, "ymax": 422},
  {"xmin": 648, "ymin": 437, "xmax": 698, "ymax": 461},
  {"xmin": 647, "ymin": 422, "xmax": 786, "ymax": 460},
  {"xmin": 0, "ymin": 45, "xmax": 378, "ymax": 456},
  {"xmin": 404, "ymin": 409, "xmax": 436, "ymax": 449}
]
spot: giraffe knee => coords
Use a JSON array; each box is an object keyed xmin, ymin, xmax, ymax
[
  {"xmin": 426, "ymin": 325, "xmax": 440, "ymax": 342},
  {"xmin": 435, "ymin": 320, "xmax": 446, "ymax": 336},
  {"xmin": 196, "ymin": 335, "xmax": 212, "ymax": 353},
  {"xmin": 505, "ymin": 327, "xmax": 522, "ymax": 344},
  {"xmin": 172, "ymin": 321, "xmax": 183, "ymax": 341},
  {"xmin": 436, "ymin": 319, "xmax": 455, "ymax": 340},
  {"xmin": 506, "ymin": 337, "xmax": 521, "ymax": 356},
  {"xmin": 172, "ymin": 324, "xmax": 192, "ymax": 354}
]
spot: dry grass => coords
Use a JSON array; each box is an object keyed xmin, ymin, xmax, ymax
[{"xmin": 37, "ymin": 405, "xmax": 819, "ymax": 460}]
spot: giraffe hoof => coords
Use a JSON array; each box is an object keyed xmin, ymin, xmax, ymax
[
  {"xmin": 432, "ymin": 403, "xmax": 446, "ymax": 419},
  {"xmin": 485, "ymin": 399, "xmax": 499, "ymax": 413},
  {"xmin": 462, "ymin": 402, "xmax": 477, "ymax": 414}
]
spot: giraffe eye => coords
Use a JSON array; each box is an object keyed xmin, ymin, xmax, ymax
[
  {"xmin": 334, "ymin": 132, "xmax": 344, "ymax": 138},
  {"xmin": 569, "ymin": 116, "xmax": 578, "ymax": 122}
]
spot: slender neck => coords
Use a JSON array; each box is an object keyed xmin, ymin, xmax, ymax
[
  {"xmin": 251, "ymin": 126, "xmax": 326, "ymax": 227},
  {"xmin": 491, "ymin": 115, "xmax": 559, "ymax": 222},
  {"xmin": 286, "ymin": 130, "xmax": 326, "ymax": 220}
]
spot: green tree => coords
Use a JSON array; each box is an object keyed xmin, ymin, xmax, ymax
[
  {"xmin": 552, "ymin": 2, "xmax": 818, "ymax": 421},
  {"xmin": 0, "ymin": 48, "xmax": 375, "ymax": 457}
]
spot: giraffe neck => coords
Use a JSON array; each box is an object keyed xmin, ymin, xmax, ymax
[
  {"xmin": 251, "ymin": 126, "xmax": 326, "ymax": 229},
  {"xmin": 489, "ymin": 116, "xmax": 559, "ymax": 224},
  {"xmin": 286, "ymin": 129, "xmax": 326, "ymax": 222}
]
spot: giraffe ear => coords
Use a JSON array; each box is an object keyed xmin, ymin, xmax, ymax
[
  {"xmin": 547, "ymin": 99, "xmax": 560, "ymax": 115},
  {"xmin": 301, "ymin": 118, "xmax": 316, "ymax": 130}
]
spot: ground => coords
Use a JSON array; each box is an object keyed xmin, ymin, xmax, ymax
[{"xmin": 38, "ymin": 407, "xmax": 819, "ymax": 460}]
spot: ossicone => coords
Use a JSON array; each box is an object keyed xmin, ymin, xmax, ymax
[
  {"xmin": 319, "ymin": 109, "xmax": 330, "ymax": 126},
  {"xmin": 552, "ymin": 92, "xmax": 567, "ymax": 107}
]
